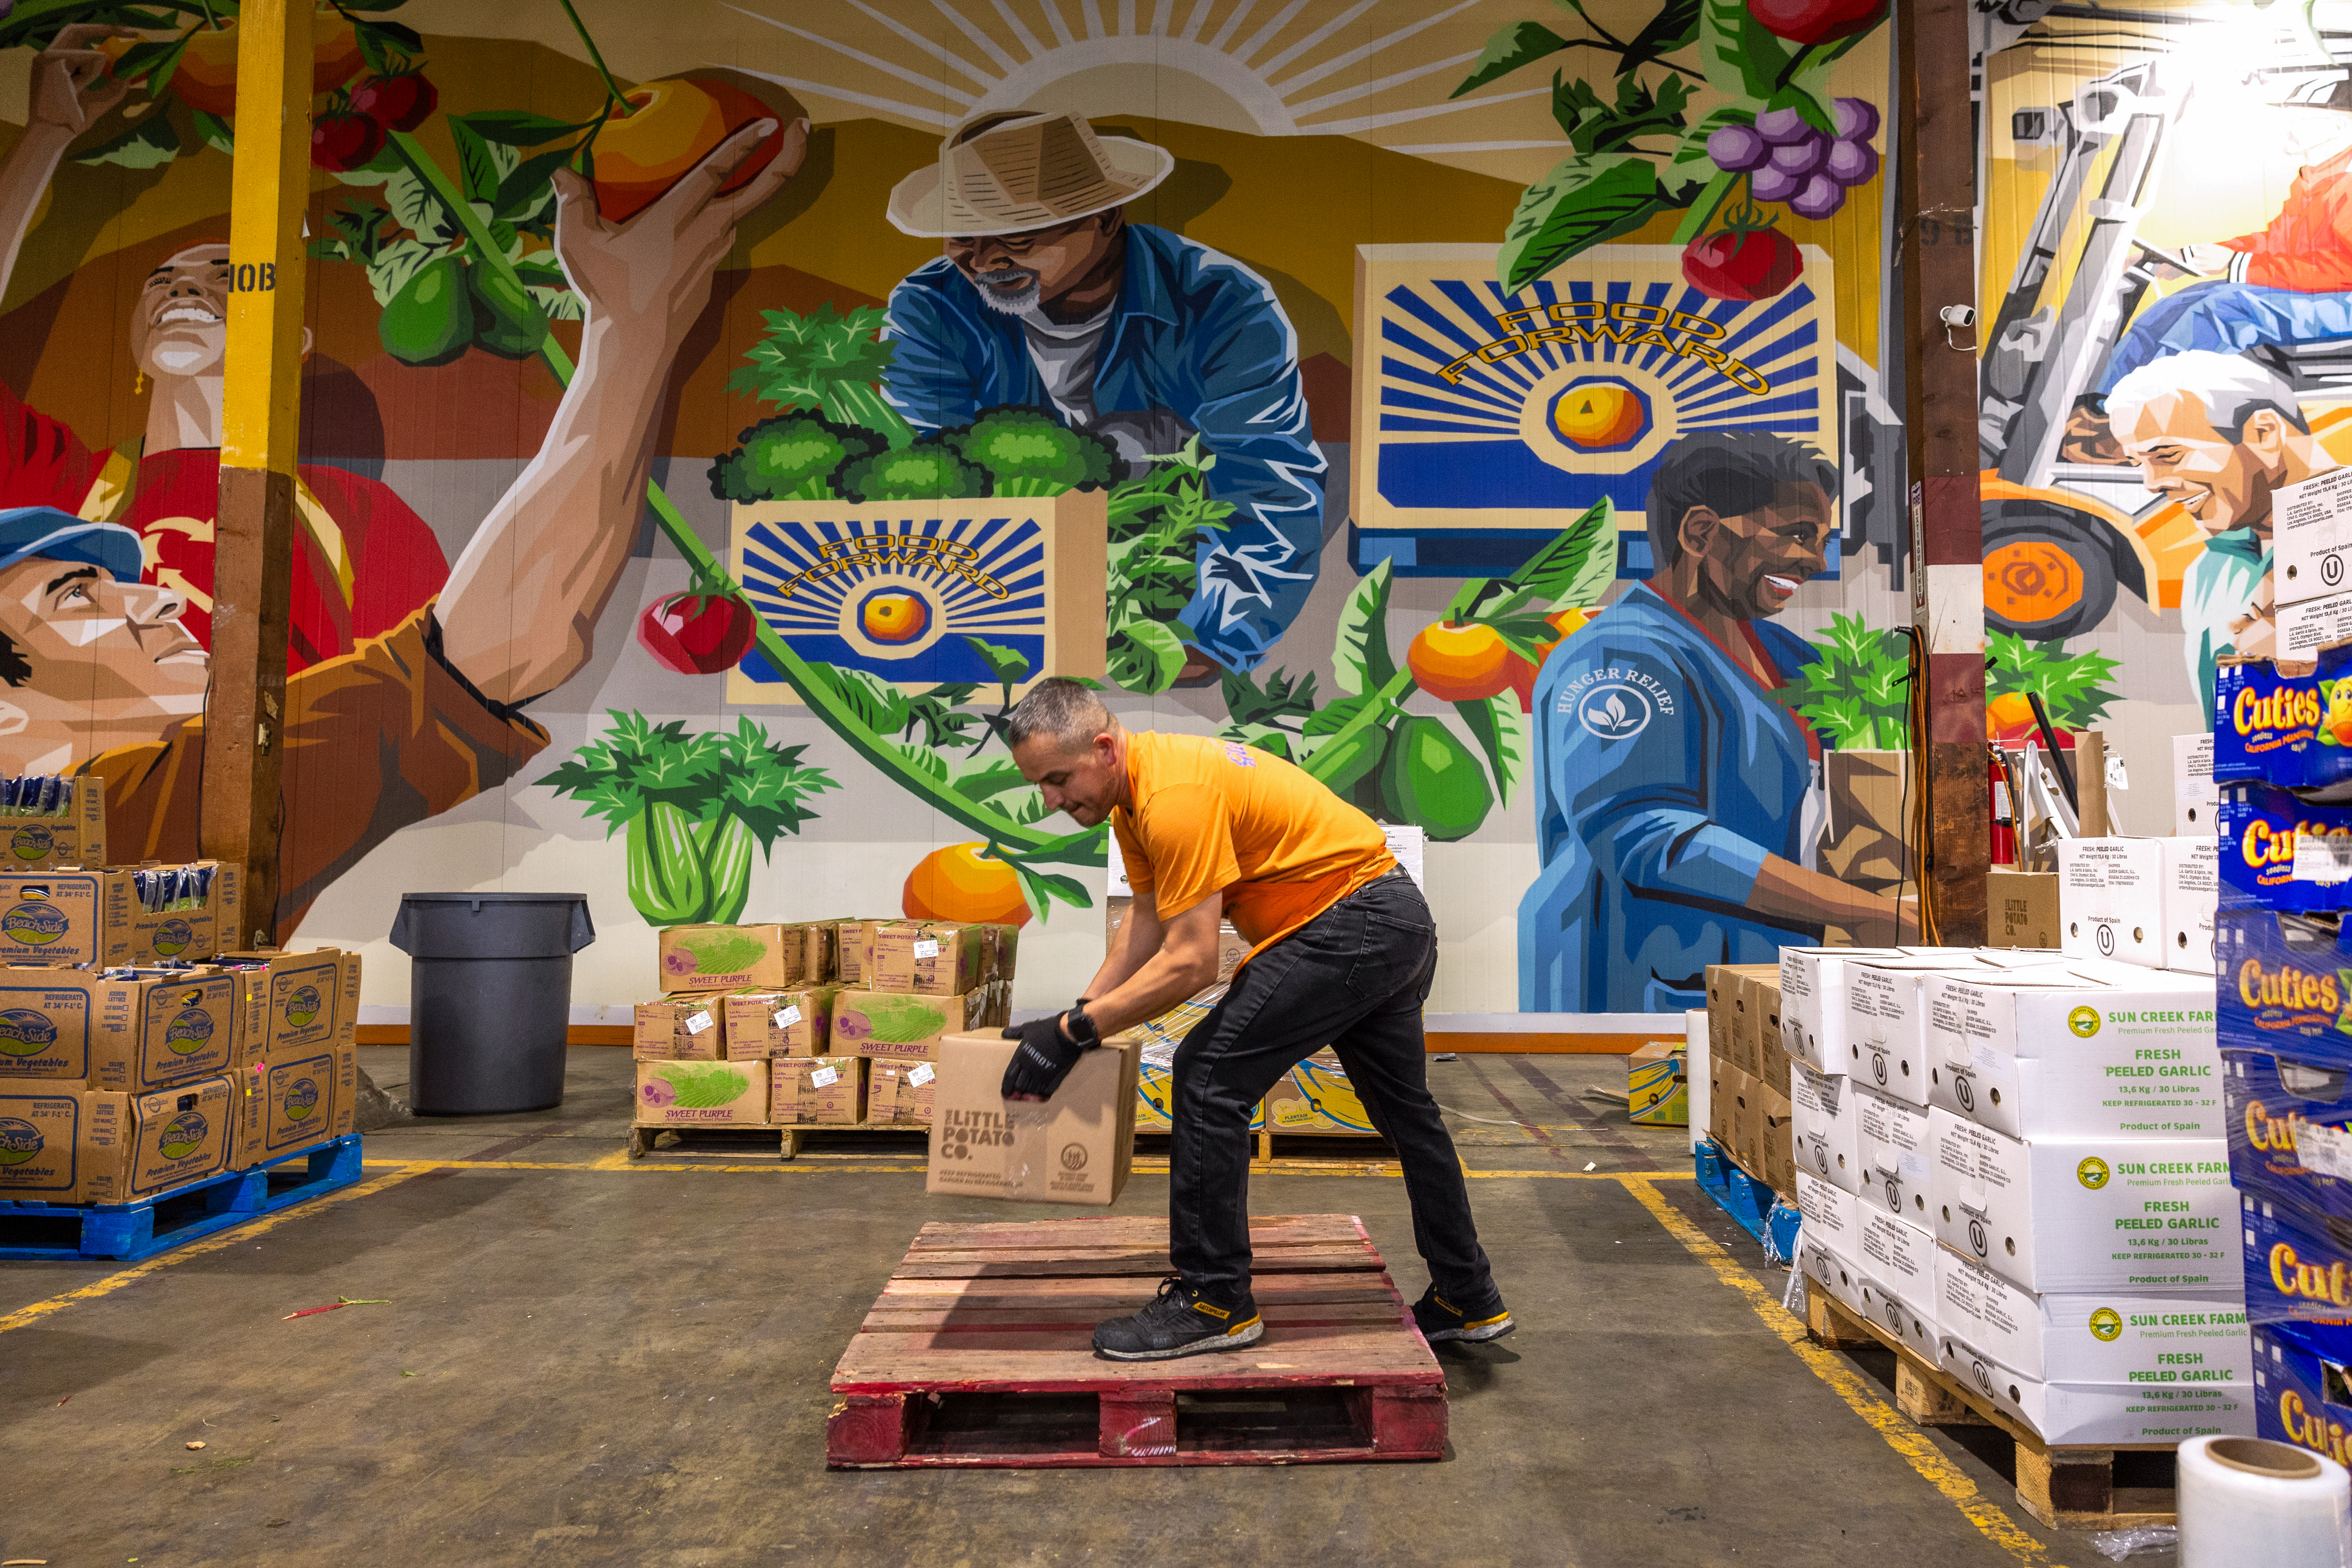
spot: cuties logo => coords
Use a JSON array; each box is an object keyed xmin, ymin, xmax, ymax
[
  {"xmin": 282, "ymin": 1076, "xmax": 320, "ymax": 1123},
  {"xmin": 2271, "ymin": 1243, "xmax": 2352, "ymax": 1308},
  {"xmin": 0, "ymin": 897, "xmax": 66, "ymax": 947},
  {"xmin": 285, "ymin": 985, "xmax": 322, "ymax": 1029},
  {"xmin": 2247, "ymin": 1099, "xmax": 2319, "ymax": 1157},
  {"xmin": 156, "ymin": 1110, "xmax": 208, "ymax": 1160},
  {"xmin": 0, "ymin": 1115, "xmax": 42, "ymax": 1166},
  {"xmin": 150, "ymin": 918, "xmax": 193, "ymax": 957},
  {"xmin": 0, "ymin": 1007, "xmax": 57, "ymax": 1057},
  {"xmin": 2244, "ymin": 818, "xmax": 2352, "ymax": 877},
  {"xmin": 2077, "ymin": 1157, "xmax": 2111, "ymax": 1190},
  {"xmin": 2235, "ymin": 683, "xmax": 2324, "ymax": 741},
  {"xmin": 2089, "ymin": 1308, "xmax": 2124, "ymax": 1342},
  {"xmin": 2067, "ymin": 1006, "xmax": 2101, "ymax": 1038},
  {"xmin": 8, "ymin": 824, "xmax": 52, "ymax": 862},
  {"xmin": 2277, "ymin": 1389, "xmax": 2352, "ymax": 1467},
  {"xmin": 2236, "ymin": 959, "xmax": 2347, "ymax": 1021},
  {"xmin": 163, "ymin": 1004, "xmax": 215, "ymax": 1057}
]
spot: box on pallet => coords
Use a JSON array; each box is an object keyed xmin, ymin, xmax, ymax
[
  {"xmin": 1941, "ymin": 1333, "xmax": 2256, "ymax": 1445},
  {"xmin": 2225, "ymin": 1048, "xmax": 2352, "ymax": 1221},
  {"xmin": 1628, "ymin": 1041, "xmax": 1687, "ymax": 1127},
  {"xmin": 0, "ymin": 776, "xmax": 107, "ymax": 871},
  {"xmin": 0, "ymin": 869, "xmax": 136, "ymax": 968},
  {"xmin": 2161, "ymin": 837, "xmax": 2219, "ymax": 976},
  {"xmin": 2214, "ymin": 653, "xmax": 2344, "ymax": 795},
  {"xmin": 0, "ymin": 1075, "xmax": 239, "ymax": 1203},
  {"xmin": 773, "ymin": 1056, "xmax": 867, "ymax": 1125},
  {"xmin": 1857, "ymin": 1084, "xmax": 1932, "ymax": 1231},
  {"xmin": 1857, "ymin": 1208, "xmax": 1943, "ymax": 1361},
  {"xmin": 89, "ymin": 967, "xmax": 243, "ymax": 1093},
  {"xmin": 1719, "ymin": 1063, "xmax": 1763, "ymax": 1178},
  {"xmin": 870, "ymin": 922, "xmax": 987, "ymax": 996},
  {"xmin": 2217, "ymin": 784, "xmax": 2352, "ymax": 911},
  {"xmin": 634, "ymin": 996, "xmax": 728, "ymax": 1061},
  {"xmin": 2252, "ymin": 1321, "xmax": 2352, "ymax": 1465},
  {"xmin": 657, "ymin": 924, "xmax": 801, "ymax": 993},
  {"xmin": 2217, "ymin": 906, "xmax": 2352, "ymax": 1070},
  {"xmin": 1927, "ymin": 1110, "xmax": 2239, "ymax": 1293},
  {"xmin": 832, "ymin": 989, "xmax": 1001, "ymax": 1061},
  {"xmin": 1923, "ymin": 963, "xmax": 2222, "ymax": 1140},
  {"xmin": 1987, "ymin": 869, "xmax": 2059, "ymax": 950},
  {"xmin": 1796, "ymin": 1171, "xmax": 1866, "ymax": 1313},
  {"xmin": 2178, "ymin": 732, "xmax": 2219, "ymax": 836},
  {"xmin": 634, "ymin": 1058, "xmax": 769, "ymax": 1125},
  {"xmin": 1109, "ymin": 897, "xmax": 1248, "ymax": 982},
  {"xmin": 1762, "ymin": 1089, "xmax": 1796, "ymax": 1193},
  {"xmin": 234, "ymin": 1035, "xmax": 358, "ymax": 1167},
  {"xmin": 129, "ymin": 861, "xmax": 242, "ymax": 965},
  {"xmin": 833, "ymin": 920, "xmax": 886, "ymax": 986},
  {"xmin": 1264, "ymin": 1053, "xmax": 1376, "ymax": 1134},
  {"xmin": 721, "ymin": 987, "xmax": 837, "ymax": 1059},
  {"xmin": 217, "ymin": 948, "xmax": 345, "ymax": 1062},
  {"xmin": 2241, "ymin": 1191, "xmax": 2352, "ymax": 1328},
  {"xmin": 1935, "ymin": 1245, "xmax": 2252, "ymax": 1389},
  {"xmin": 926, "ymin": 1030, "xmax": 1141, "ymax": 1206},
  {"xmin": 1792, "ymin": 1062, "xmax": 1860, "ymax": 1193},
  {"xmin": 1739, "ymin": 973, "xmax": 1791, "ymax": 1095},
  {"xmin": 869, "ymin": 1059, "xmax": 935, "ymax": 1126},
  {"xmin": 1777, "ymin": 947, "xmax": 1986, "ymax": 1075},
  {"xmin": 1706, "ymin": 964, "xmax": 1775, "ymax": 1075},
  {"xmin": 2057, "ymin": 837, "xmax": 2167, "ymax": 967},
  {"xmin": 2275, "ymin": 464, "xmax": 2352, "ymax": 607}
]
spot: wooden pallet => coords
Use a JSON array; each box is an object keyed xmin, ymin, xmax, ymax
[
  {"xmin": 827, "ymin": 1214, "xmax": 1448, "ymax": 1468},
  {"xmin": 0, "ymin": 1135, "xmax": 365, "ymax": 1262},
  {"xmin": 1806, "ymin": 1282, "xmax": 2176, "ymax": 1531},
  {"xmin": 627, "ymin": 1121, "xmax": 933, "ymax": 1160},
  {"xmin": 630, "ymin": 1123, "xmax": 1387, "ymax": 1166}
]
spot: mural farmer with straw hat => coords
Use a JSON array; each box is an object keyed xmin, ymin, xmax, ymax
[{"xmin": 880, "ymin": 111, "xmax": 1325, "ymax": 683}]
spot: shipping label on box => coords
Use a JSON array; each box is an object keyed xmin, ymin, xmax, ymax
[
  {"xmin": 633, "ymin": 997, "xmax": 726, "ymax": 1061},
  {"xmin": 634, "ymin": 1059, "xmax": 769, "ymax": 1125},
  {"xmin": 871, "ymin": 922, "xmax": 986, "ymax": 996},
  {"xmin": 2224, "ymin": 1047, "xmax": 2352, "ymax": 1223},
  {"xmin": 2277, "ymin": 463, "xmax": 2352, "ymax": 606},
  {"xmin": 1930, "ymin": 1110, "xmax": 2239, "ymax": 1293},
  {"xmin": 1792, "ymin": 1061, "xmax": 1861, "ymax": 1194},
  {"xmin": 773, "ymin": 1056, "xmax": 867, "ymax": 1125},
  {"xmin": 81, "ymin": 1076, "xmax": 238, "ymax": 1203},
  {"xmin": 0, "ymin": 870, "xmax": 134, "ymax": 968},
  {"xmin": 236, "ymin": 1048, "xmax": 344, "ymax": 1165},
  {"xmin": 926, "ymin": 1030, "xmax": 1140, "ymax": 1206},
  {"xmin": 657, "ymin": 924, "xmax": 800, "ymax": 993},
  {"xmin": 870, "ymin": 1059, "xmax": 936, "ymax": 1126},
  {"xmin": 1935, "ymin": 1246, "xmax": 2251, "ymax": 1385},
  {"xmin": 1989, "ymin": 869, "xmax": 2060, "ymax": 951},
  {"xmin": 831, "ymin": 989, "xmax": 994, "ymax": 1061},
  {"xmin": 2177, "ymin": 732, "xmax": 2219, "ymax": 837},
  {"xmin": 2057, "ymin": 838, "xmax": 2165, "ymax": 968},
  {"xmin": 721, "ymin": 987, "xmax": 837, "ymax": 1059},
  {"xmin": 1945, "ymin": 1334, "xmax": 2255, "ymax": 1446},
  {"xmin": 1925, "ymin": 966, "xmax": 2223, "ymax": 1140},
  {"xmin": 1858, "ymin": 1085, "xmax": 1933, "ymax": 1232},
  {"xmin": 90, "ymin": 969, "xmax": 239, "ymax": 1093},
  {"xmin": 0, "ymin": 972, "xmax": 95, "ymax": 1081},
  {"xmin": 2162, "ymin": 836, "xmax": 2219, "ymax": 976},
  {"xmin": 0, "ymin": 1084, "xmax": 87, "ymax": 1197}
]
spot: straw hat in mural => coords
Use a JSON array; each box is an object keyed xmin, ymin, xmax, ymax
[{"xmin": 886, "ymin": 111, "xmax": 1175, "ymax": 238}]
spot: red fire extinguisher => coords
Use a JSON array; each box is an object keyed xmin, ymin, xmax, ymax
[{"xmin": 1989, "ymin": 749, "xmax": 2017, "ymax": 867}]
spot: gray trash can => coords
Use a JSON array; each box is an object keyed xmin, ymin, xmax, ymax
[{"xmin": 389, "ymin": 893, "xmax": 595, "ymax": 1115}]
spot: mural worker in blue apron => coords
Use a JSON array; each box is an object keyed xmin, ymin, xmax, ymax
[
  {"xmin": 879, "ymin": 111, "xmax": 1325, "ymax": 682},
  {"xmin": 1518, "ymin": 431, "xmax": 1915, "ymax": 1012}
]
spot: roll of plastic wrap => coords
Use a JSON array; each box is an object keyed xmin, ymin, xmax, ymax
[
  {"xmin": 2180, "ymin": 1436, "xmax": 2352, "ymax": 1568},
  {"xmin": 1685, "ymin": 1008, "xmax": 1709, "ymax": 1153}
]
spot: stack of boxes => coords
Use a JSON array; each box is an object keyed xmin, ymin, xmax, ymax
[
  {"xmin": 0, "ymin": 943, "xmax": 360, "ymax": 1205},
  {"xmin": 634, "ymin": 918, "xmax": 1016, "ymax": 1132}
]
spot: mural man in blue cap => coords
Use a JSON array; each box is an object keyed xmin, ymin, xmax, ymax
[{"xmin": 880, "ymin": 111, "xmax": 1325, "ymax": 683}]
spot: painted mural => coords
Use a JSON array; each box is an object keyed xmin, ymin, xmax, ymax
[{"xmin": 0, "ymin": 0, "xmax": 2216, "ymax": 1021}]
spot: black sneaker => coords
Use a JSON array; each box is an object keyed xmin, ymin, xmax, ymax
[
  {"xmin": 1413, "ymin": 1286, "xmax": 1514, "ymax": 1344},
  {"xmin": 1093, "ymin": 1277, "xmax": 1264, "ymax": 1361}
]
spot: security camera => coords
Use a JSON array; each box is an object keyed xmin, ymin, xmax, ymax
[{"xmin": 1938, "ymin": 305, "xmax": 1978, "ymax": 329}]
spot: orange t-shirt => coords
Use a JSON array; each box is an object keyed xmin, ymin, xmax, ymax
[{"xmin": 1111, "ymin": 731, "xmax": 1398, "ymax": 963}]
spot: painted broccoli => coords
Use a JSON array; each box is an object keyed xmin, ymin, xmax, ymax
[
  {"xmin": 708, "ymin": 414, "xmax": 882, "ymax": 503},
  {"xmin": 841, "ymin": 438, "xmax": 985, "ymax": 502},
  {"xmin": 951, "ymin": 407, "xmax": 1116, "ymax": 497}
]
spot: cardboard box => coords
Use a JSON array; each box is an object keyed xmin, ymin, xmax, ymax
[
  {"xmin": 1722, "ymin": 1063, "xmax": 1764, "ymax": 1179},
  {"xmin": 0, "ymin": 1082, "xmax": 91, "ymax": 1199},
  {"xmin": 1858, "ymin": 1084, "xmax": 1933, "ymax": 1232},
  {"xmin": 1778, "ymin": 947, "xmax": 1972, "ymax": 1075},
  {"xmin": 1943, "ymin": 1333, "xmax": 2255, "ymax": 1445},
  {"xmin": 86, "ymin": 968, "xmax": 242, "ymax": 1093},
  {"xmin": 0, "ymin": 970, "xmax": 98, "ymax": 1083},
  {"xmin": 720, "ymin": 987, "xmax": 838, "ymax": 1059},
  {"xmin": 1737, "ymin": 973, "xmax": 1788, "ymax": 1094},
  {"xmin": 2056, "ymin": 837, "xmax": 2165, "ymax": 968},
  {"xmin": 126, "ymin": 860, "xmax": 242, "ymax": 965},
  {"xmin": 1706, "ymin": 1048, "xmax": 1733, "ymax": 1151},
  {"xmin": 234, "ymin": 1038, "xmax": 356, "ymax": 1167},
  {"xmin": 634, "ymin": 1058, "xmax": 769, "ymax": 1125},
  {"xmin": 1707, "ymin": 963, "xmax": 1776, "ymax": 1075},
  {"xmin": 2280, "ymin": 586, "xmax": 2352, "ymax": 662},
  {"xmin": 1264, "ymin": 1053, "xmax": 1376, "ymax": 1134},
  {"xmin": 2177, "ymin": 732, "xmax": 2218, "ymax": 837},
  {"xmin": 633, "ymin": 996, "xmax": 728, "ymax": 1061},
  {"xmin": 2161, "ymin": 836, "xmax": 2219, "ymax": 976},
  {"xmin": 869, "ymin": 1058, "xmax": 937, "ymax": 1126},
  {"xmin": 798, "ymin": 920, "xmax": 843, "ymax": 985},
  {"xmin": 1928, "ymin": 1110, "xmax": 2239, "ymax": 1293},
  {"xmin": 1792, "ymin": 1061, "xmax": 1862, "ymax": 1194},
  {"xmin": 1762, "ymin": 1087, "xmax": 1796, "ymax": 1195},
  {"xmin": 1801, "ymin": 1236, "xmax": 1870, "ymax": 1317},
  {"xmin": 216, "ymin": 948, "xmax": 344, "ymax": 1063},
  {"xmin": 2216, "ymin": 783, "xmax": 2352, "ymax": 913},
  {"xmin": 2252, "ymin": 1322, "xmax": 2352, "ymax": 1462},
  {"xmin": 2213, "ymin": 658, "xmax": 2328, "ymax": 790},
  {"xmin": 1987, "ymin": 869, "xmax": 2060, "ymax": 950},
  {"xmin": 1934, "ymin": 1245, "xmax": 2252, "ymax": 1387},
  {"xmin": 1843, "ymin": 955, "xmax": 1964, "ymax": 1105},
  {"xmin": 2218, "ymin": 906, "xmax": 2352, "ymax": 1070},
  {"xmin": 0, "ymin": 1076, "xmax": 239, "ymax": 1204},
  {"xmin": 871, "ymin": 921, "xmax": 986, "ymax": 996},
  {"xmin": 0, "ymin": 778, "xmax": 107, "ymax": 872},
  {"xmin": 926, "ymin": 1029, "xmax": 1141, "ymax": 1206},
  {"xmin": 0, "ymin": 869, "xmax": 136, "ymax": 968},
  {"xmin": 1628, "ymin": 1040, "xmax": 1688, "ymax": 1127},
  {"xmin": 2226, "ymin": 1045, "xmax": 2352, "ymax": 1222},
  {"xmin": 1923, "ymin": 963, "xmax": 2222, "ymax": 1140},
  {"xmin": 1685, "ymin": 1009, "xmax": 1710, "ymax": 1149},
  {"xmin": 833, "ymin": 920, "xmax": 887, "ymax": 986},
  {"xmin": 1858, "ymin": 1208, "xmax": 1944, "ymax": 1359},
  {"xmin": 1796, "ymin": 1170, "xmax": 1863, "ymax": 1260},
  {"xmin": 772, "ymin": 1056, "xmax": 867, "ymax": 1125},
  {"xmin": 2276, "ymin": 463, "xmax": 2352, "ymax": 606},
  {"xmin": 2241, "ymin": 1190, "xmax": 2352, "ymax": 1329},
  {"xmin": 657, "ymin": 924, "xmax": 800, "ymax": 993},
  {"xmin": 832, "ymin": 988, "xmax": 1002, "ymax": 1062}
]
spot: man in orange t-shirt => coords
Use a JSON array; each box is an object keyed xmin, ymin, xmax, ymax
[{"xmin": 1006, "ymin": 678, "xmax": 1508, "ymax": 1361}]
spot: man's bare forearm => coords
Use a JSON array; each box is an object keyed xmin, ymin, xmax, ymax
[
  {"xmin": 0, "ymin": 126, "xmax": 71, "ymax": 309},
  {"xmin": 437, "ymin": 315, "xmax": 672, "ymax": 703},
  {"xmin": 1084, "ymin": 894, "xmax": 1160, "ymax": 999}
]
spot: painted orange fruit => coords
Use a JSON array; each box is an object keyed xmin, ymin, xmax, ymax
[
  {"xmin": 1553, "ymin": 384, "xmax": 1646, "ymax": 448},
  {"xmin": 590, "ymin": 78, "xmax": 783, "ymax": 223},
  {"xmin": 1509, "ymin": 607, "xmax": 1593, "ymax": 711},
  {"xmin": 1986, "ymin": 691, "xmax": 2037, "ymax": 741},
  {"xmin": 163, "ymin": 12, "xmax": 367, "ymax": 118},
  {"xmin": 904, "ymin": 842, "xmax": 1029, "ymax": 926},
  {"xmin": 1408, "ymin": 621, "xmax": 1519, "ymax": 703},
  {"xmin": 861, "ymin": 590, "xmax": 929, "ymax": 644}
]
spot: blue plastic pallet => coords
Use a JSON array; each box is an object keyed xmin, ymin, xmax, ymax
[
  {"xmin": 1694, "ymin": 1138, "xmax": 1801, "ymax": 1262},
  {"xmin": 0, "ymin": 1133, "xmax": 363, "ymax": 1262}
]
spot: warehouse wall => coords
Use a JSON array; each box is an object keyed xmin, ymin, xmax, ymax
[{"xmin": 0, "ymin": 0, "xmax": 2174, "ymax": 1022}]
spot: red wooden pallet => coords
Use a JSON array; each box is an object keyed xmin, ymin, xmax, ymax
[{"xmin": 827, "ymin": 1214, "xmax": 1449, "ymax": 1468}]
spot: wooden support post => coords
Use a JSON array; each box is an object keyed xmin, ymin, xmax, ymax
[
  {"xmin": 202, "ymin": 1, "xmax": 313, "ymax": 947},
  {"xmin": 1897, "ymin": 0, "xmax": 1988, "ymax": 944}
]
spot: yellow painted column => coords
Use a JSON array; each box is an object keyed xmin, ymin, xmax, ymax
[{"xmin": 203, "ymin": 0, "xmax": 313, "ymax": 947}]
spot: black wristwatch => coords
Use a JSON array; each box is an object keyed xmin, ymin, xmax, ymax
[{"xmin": 1064, "ymin": 1000, "xmax": 1102, "ymax": 1047}]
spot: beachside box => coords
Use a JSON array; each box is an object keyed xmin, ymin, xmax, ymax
[
  {"xmin": 0, "ymin": 869, "xmax": 136, "ymax": 969},
  {"xmin": 0, "ymin": 970, "xmax": 99, "ymax": 1082},
  {"xmin": 870, "ymin": 921, "xmax": 987, "ymax": 996},
  {"xmin": 126, "ymin": 860, "xmax": 243, "ymax": 966},
  {"xmin": 633, "ymin": 996, "xmax": 728, "ymax": 1061},
  {"xmin": 657, "ymin": 924, "xmax": 800, "ymax": 994},
  {"xmin": 869, "ymin": 1059, "xmax": 937, "ymax": 1126},
  {"xmin": 0, "ymin": 1082, "xmax": 89, "ymax": 1199},
  {"xmin": 81, "ymin": 1075, "xmax": 239, "ymax": 1203},
  {"xmin": 86, "ymin": 968, "xmax": 241, "ymax": 1094},
  {"xmin": 216, "ymin": 947, "xmax": 343, "ymax": 1062},
  {"xmin": 233, "ymin": 1036, "xmax": 356, "ymax": 1168},
  {"xmin": 1628, "ymin": 1040, "xmax": 1687, "ymax": 1127},
  {"xmin": 634, "ymin": 1058, "xmax": 769, "ymax": 1126},
  {"xmin": 0, "ymin": 778, "xmax": 108, "ymax": 873},
  {"xmin": 772, "ymin": 1056, "xmax": 867, "ymax": 1125},
  {"xmin": 831, "ymin": 988, "xmax": 1001, "ymax": 1062},
  {"xmin": 927, "ymin": 1029, "xmax": 1142, "ymax": 1206},
  {"xmin": 721, "ymin": 987, "xmax": 838, "ymax": 1059}
]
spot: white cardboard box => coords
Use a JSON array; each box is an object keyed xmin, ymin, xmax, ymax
[
  {"xmin": 1779, "ymin": 946, "xmax": 1913, "ymax": 1075},
  {"xmin": 1927, "ymin": 1110, "xmax": 2241, "ymax": 1293},
  {"xmin": 2280, "ymin": 587, "xmax": 2352, "ymax": 661},
  {"xmin": 1856, "ymin": 1274, "xmax": 1945, "ymax": 1362},
  {"xmin": 2160, "ymin": 836, "xmax": 2218, "ymax": 977},
  {"xmin": 2174, "ymin": 734, "xmax": 2217, "ymax": 838},
  {"xmin": 2056, "ymin": 838, "xmax": 2166, "ymax": 969},
  {"xmin": 1791, "ymin": 1061, "xmax": 1861, "ymax": 1195},
  {"xmin": 1940, "ymin": 1334, "xmax": 2255, "ymax": 1445},
  {"xmin": 1920, "ymin": 964, "xmax": 2223, "ymax": 1140},
  {"xmin": 1796, "ymin": 1169, "xmax": 1862, "ymax": 1255},
  {"xmin": 1857, "ymin": 1209, "xmax": 1945, "ymax": 1361},
  {"xmin": 1844, "ymin": 957, "xmax": 1958, "ymax": 1106},
  {"xmin": 1801, "ymin": 1237, "xmax": 1869, "ymax": 1317},
  {"xmin": 1857, "ymin": 1085, "xmax": 1934, "ymax": 1233},
  {"xmin": 2277, "ymin": 464, "xmax": 2352, "ymax": 606},
  {"xmin": 1933, "ymin": 1245, "xmax": 2250, "ymax": 1385},
  {"xmin": 1685, "ymin": 1008, "xmax": 1710, "ymax": 1155}
]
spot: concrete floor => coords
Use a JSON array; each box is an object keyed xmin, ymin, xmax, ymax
[{"xmin": 0, "ymin": 1049, "xmax": 2161, "ymax": 1567}]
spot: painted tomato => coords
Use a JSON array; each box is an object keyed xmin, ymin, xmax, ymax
[
  {"xmin": 310, "ymin": 109, "xmax": 385, "ymax": 173},
  {"xmin": 904, "ymin": 842, "xmax": 1030, "ymax": 927},
  {"xmin": 1681, "ymin": 228, "xmax": 1804, "ymax": 303},
  {"xmin": 353, "ymin": 70, "xmax": 438, "ymax": 134},
  {"xmin": 636, "ymin": 592, "xmax": 755, "ymax": 675},
  {"xmin": 591, "ymin": 78, "xmax": 783, "ymax": 223},
  {"xmin": 1745, "ymin": 0, "xmax": 1890, "ymax": 46},
  {"xmin": 1407, "ymin": 621, "xmax": 1526, "ymax": 703}
]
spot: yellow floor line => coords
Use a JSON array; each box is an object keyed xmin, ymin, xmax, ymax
[
  {"xmin": 0, "ymin": 1165, "xmax": 428, "ymax": 1337},
  {"xmin": 1615, "ymin": 1175, "xmax": 2062, "ymax": 1568}
]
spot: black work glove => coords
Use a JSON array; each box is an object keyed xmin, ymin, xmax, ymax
[{"xmin": 1001, "ymin": 1008, "xmax": 1098, "ymax": 1102}]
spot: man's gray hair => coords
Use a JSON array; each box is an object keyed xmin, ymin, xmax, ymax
[
  {"xmin": 2107, "ymin": 349, "xmax": 2310, "ymax": 443},
  {"xmin": 1004, "ymin": 677, "xmax": 1112, "ymax": 749}
]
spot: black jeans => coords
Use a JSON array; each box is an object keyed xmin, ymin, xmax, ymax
[{"xmin": 1167, "ymin": 870, "xmax": 1498, "ymax": 1307}]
